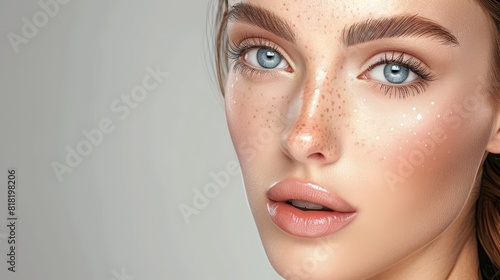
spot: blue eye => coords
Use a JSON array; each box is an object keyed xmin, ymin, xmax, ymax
[
  {"xmin": 368, "ymin": 63, "xmax": 418, "ymax": 84},
  {"xmin": 244, "ymin": 47, "xmax": 289, "ymax": 70},
  {"xmin": 384, "ymin": 64, "xmax": 409, "ymax": 84}
]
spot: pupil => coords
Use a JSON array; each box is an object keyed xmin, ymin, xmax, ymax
[{"xmin": 391, "ymin": 65, "xmax": 401, "ymax": 74}]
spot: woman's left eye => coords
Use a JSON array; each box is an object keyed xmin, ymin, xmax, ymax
[
  {"xmin": 366, "ymin": 63, "xmax": 418, "ymax": 84},
  {"xmin": 244, "ymin": 47, "xmax": 289, "ymax": 70}
]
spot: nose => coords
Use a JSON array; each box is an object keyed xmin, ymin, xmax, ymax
[{"xmin": 280, "ymin": 79, "xmax": 341, "ymax": 166}]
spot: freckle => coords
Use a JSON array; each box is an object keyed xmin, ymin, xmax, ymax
[
  {"xmin": 337, "ymin": 94, "xmax": 341, "ymax": 98},
  {"xmin": 253, "ymin": 115, "xmax": 256, "ymax": 118}
]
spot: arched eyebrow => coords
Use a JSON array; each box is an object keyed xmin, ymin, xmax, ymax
[
  {"xmin": 227, "ymin": 3, "xmax": 296, "ymax": 43},
  {"xmin": 227, "ymin": 4, "xmax": 459, "ymax": 47},
  {"xmin": 342, "ymin": 15, "xmax": 459, "ymax": 46}
]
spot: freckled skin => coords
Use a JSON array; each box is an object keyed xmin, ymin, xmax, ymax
[{"xmin": 225, "ymin": 0, "xmax": 499, "ymax": 279}]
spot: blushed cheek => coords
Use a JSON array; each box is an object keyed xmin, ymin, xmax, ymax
[
  {"xmin": 368, "ymin": 87, "xmax": 495, "ymax": 238},
  {"xmin": 385, "ymin": 91, "xmax": 492, "ymax": 192}
]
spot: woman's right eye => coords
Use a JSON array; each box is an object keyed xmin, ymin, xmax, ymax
[{"xmin": 243, "ymin": 47, "xmax": 289, "ymax": 70}]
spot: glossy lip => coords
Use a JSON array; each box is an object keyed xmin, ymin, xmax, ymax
[{"xmin": 266, "ymin": 178, "xmax": 358, "ymax": 238}]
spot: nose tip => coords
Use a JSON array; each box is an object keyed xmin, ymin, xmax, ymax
[{"xmin": 280, "ymin": 122, "xmax": 338, "ymax": 165}]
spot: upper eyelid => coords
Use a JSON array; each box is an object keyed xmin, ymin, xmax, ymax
[
  {"xmin": 361, "ymin": 53, "xmax": 432, "ymax": 76},
  {"xmin": 231, "ymin": 38, "xmax": 284, "ymax": 56},
  {"xmin": 229, "ymin": 37, "xmax": 295, "ymax": 70}
]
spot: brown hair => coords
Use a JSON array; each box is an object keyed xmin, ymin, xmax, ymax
[
  {"xmin": 212, "ymin": 0, "xmax": 500, "ymax": 277},
  {"xmin": 474, "ymin": 1, "xmax": 500, "ymax": 278},
  {"xmin": 213, "ymin": 0, "xmax": 229, "ymax": 96}
]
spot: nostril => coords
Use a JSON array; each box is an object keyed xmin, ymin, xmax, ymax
[{"xmin": 307, "ymin": 153, "xmax": 326, "ymax": 161}]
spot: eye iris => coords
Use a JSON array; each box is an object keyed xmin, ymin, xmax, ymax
[
  {"xmin": 383, "ymin": 64, "xmax": 409, "ymax": 84},
  {"xmin": 256, "ymin": 48, "xmax": 282, "ymax": 69}
]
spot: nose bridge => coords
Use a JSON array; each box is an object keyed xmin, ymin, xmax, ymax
[
  {"xmin": 296, "ymin": 71, "xmax": 332, "ymax": 132},
  {"xmin": 281, "ymin": 67, "xmax": 341, "ymax": 164}
]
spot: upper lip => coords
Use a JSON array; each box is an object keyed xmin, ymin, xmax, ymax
[{"xmin": 267, "ymin": 178, "xmax": 356, "ymax": 213}]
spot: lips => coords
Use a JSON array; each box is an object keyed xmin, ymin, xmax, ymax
[{"xmin": 266, "ymin": 178, "xmax": 357, "ymax": 238}]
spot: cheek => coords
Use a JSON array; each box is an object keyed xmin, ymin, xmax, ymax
[
  {"xmin": 225, "ymin": 73, "xmax": 291, "ymax": 172},
  {"xmin": 318, "ymin": 82, "xmax": 495, "ymax": 276},
  {"xmin": 346, "ymin": 81, "xmax": 493, "ymax": 253}
]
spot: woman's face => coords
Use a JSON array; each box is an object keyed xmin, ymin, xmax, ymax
[{"xmin": 224, "ymin": 0, "xmax": 497, "ymax": 278}]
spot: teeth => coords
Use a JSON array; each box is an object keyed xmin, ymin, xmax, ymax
[{"xmin": 290, "ymin": 200, "xmax": 325, "ymax": 210}]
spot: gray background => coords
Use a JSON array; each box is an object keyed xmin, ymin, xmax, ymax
[{"xmin": 0, "ymin": 0, "xmax": 279, "ymax": 279}]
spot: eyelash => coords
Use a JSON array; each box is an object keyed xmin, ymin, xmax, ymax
[
  {"xmin": 364, "ymin": 52, "xmax": 435, "ymax": 99},
  {"xmin": 227, "ymin": 37, "xmax": 290, "ymax": 78},
  {"xmin": 227, "ymin": 39, "xmax": 435, "ymax": 99}
]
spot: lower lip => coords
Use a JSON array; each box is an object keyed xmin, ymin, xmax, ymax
[{"xmin": 267, "ymin": 200, "xmax": 357, "ymax": 238}]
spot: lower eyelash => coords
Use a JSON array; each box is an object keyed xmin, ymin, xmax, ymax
[
  {"xmin": 377, "ymin": 82, "xmax": 429, "ymax": 99},
  {"xmin": 231, "ymin": 60, "xmax": 276, "ymax": 79}
]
